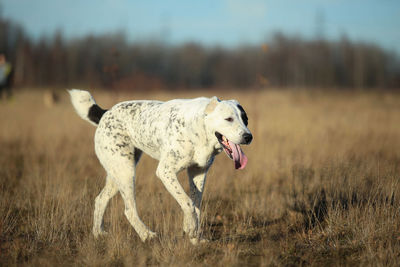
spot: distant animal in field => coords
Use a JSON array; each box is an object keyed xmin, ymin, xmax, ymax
[
  {"xmin": 0, "ymin": 54, "xmax": 13, "ymax": 100},
  {"xmin": 43, "ymin": 90, "xmax": 60, "ymax": 108},
  {"xmin": 68, "ymin": 89, "xmax": 252, "ymax": 244}
]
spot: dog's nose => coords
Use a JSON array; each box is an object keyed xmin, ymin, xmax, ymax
[{"xmin": 243, "ymin": 133, "xmax": 253, "ymax": 144}]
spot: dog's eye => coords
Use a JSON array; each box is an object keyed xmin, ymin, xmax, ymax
[{"xmin": 225, "ymin": 117, "xmax": 233, "ymax": 122}]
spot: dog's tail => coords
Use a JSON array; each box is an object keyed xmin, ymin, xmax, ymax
[{"xmin": 68, "ymin": 89, "xmax": 107, "ymax": 126}]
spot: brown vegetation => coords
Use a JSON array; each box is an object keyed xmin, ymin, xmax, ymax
[{"xmin": 1, "ymin": 89, "xmax": 400, "ymax": 265}]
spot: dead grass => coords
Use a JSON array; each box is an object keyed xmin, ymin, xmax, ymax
[{"xmin": 1, "ymin": 88, "xmax": 400, "ymax": 266}]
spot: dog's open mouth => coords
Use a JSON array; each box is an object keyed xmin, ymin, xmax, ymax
[{"xmin": 215, "ymin": 132, "xmax": 248, "ymax": 170}]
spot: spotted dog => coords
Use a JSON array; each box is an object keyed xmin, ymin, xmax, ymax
[{"xmin": 68, "ymin": 89, "xmax": 252, "ymax": 244}]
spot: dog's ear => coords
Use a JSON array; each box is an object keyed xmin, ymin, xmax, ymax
[{"xmin": 205, "ymin": 96, "xmax": 220, "ymax": 115}]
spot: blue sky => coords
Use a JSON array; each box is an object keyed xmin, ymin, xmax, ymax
[{"xmin": 1, "ymin": 0, "xmax": 400, "ymax": 52}]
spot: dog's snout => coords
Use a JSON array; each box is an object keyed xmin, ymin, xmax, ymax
[{"xmin": 243, "ymin": 133, "xmax": 253, "ymax": 144}]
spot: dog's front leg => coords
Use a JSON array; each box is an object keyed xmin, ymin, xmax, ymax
[
  {"xmin": 187, "ymin": 166, "xmax": 209, "ymax": 244},
  {"xmin": 187, "ymin": 166, "xmax": 207, "ymax": 223},
  {"xmin": 156, "ymin": 162, "xmax": 199, "ymax": 242}
]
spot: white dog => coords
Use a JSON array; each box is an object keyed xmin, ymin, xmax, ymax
[{"xmin": 68, "ymin": 89, "xmax": 252, "ymax": 244}]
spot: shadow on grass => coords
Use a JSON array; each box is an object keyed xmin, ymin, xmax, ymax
[
  {"xmin": 288, "ymin": 187, "xmax": 396, "ymax": 230},
  {"xmin": 206, "ymin": 215, "xmax": 286, "ymax": 243}
]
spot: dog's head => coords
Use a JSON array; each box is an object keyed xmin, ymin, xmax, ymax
[{"xmin": 204, "ymin": 96, "xmax": 253, "ymax": 170}]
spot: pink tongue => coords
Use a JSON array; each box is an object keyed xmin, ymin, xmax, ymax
[{"xmin": 227, "ymin": 140, "xmax": 248, "ymax": 170}]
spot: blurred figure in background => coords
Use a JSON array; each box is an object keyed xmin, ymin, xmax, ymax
[{"xmin": 0, "ymin": 54, "xmax": 13, "ymax": 100}]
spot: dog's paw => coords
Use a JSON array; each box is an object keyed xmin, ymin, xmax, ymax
[
  {"xmin": 146, "ymin": 231, "xmax": 158, "ymax": 240},
  {"xmin": 141, "ymin": 230, "xmax": 158, "ymax": 242},
  {"xmin": 183, "ymin": 212, "xmax": 198, "ymax": 238},
  {"xmin": 189, "ymin": 237, "xmax": 210, "ymax": 245},
  {"xmin": 93, "ymin": 229, "xmax": 108, "ymax": 238}
]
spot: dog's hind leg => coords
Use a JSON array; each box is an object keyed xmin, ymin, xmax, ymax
[
  {"xmin": 95, "ymin": 141, "xmax": 156, "ymax": 241},
  {"xmin": 93, "ymin": 176, "xmax": 119, "ymax": 237},
  {"xmin": 107, "ymin": 155, "xmax": 156, "ymax": 242}
]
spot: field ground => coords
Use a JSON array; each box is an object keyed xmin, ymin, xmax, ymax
[{"xmin": 1, "ymin": 88, "xmax": 400, "ymax": 266}]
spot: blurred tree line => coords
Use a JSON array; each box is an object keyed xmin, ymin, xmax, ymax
[{"xmin": 1, "ymin": 14, "xmax": 399, "ymax": 90}]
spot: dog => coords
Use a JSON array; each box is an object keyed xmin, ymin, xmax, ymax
[{"xmin": 68, "ymin": 89, "xmax": 252, "ymax": 244}]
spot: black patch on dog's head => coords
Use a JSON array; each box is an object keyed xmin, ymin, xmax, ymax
[
  {"xmin": 88, "ymin": 104, "xmax": 107, "ymax": 124},
  {"xmin": 237, "ymin": 105, "xmax": 248, "ymax": 126}
]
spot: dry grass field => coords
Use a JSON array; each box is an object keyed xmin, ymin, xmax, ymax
[{"xmin": 1, "ymin": 88, "xmax": 400, "ymax": 266}]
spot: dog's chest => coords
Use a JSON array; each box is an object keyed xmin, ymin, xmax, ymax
[{"xmin": 191, "ymin": 144, "xmax": 216, "ymax": 168}]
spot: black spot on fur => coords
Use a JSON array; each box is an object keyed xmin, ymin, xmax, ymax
[
  {"xmin": 237, "ymin": 105, "xmax": 248, "ymax": 126},
  {"xmin": 88, "ymin": 104, "xmax": 107, "ymax": 124}
]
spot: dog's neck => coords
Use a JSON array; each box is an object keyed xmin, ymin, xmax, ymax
[{"xmin": 184, "ymin": 111, "xmax": 221, "ymax": 168}]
